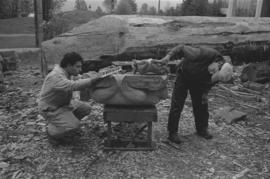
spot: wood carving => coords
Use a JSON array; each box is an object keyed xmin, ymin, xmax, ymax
[{"xmin": 86, "ymin": 74, "xmax": 168, "ymax": 105}]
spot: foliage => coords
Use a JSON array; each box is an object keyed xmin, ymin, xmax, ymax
[
  {"xmin": 148, "ymin": 6, "xmax": 157, "ymax": 15},
  {"xmin": 208, "ymin": 0, "xmax": 224, "ymax": 17},
  {"xmin": 114, "ymin": 0, "xmax": 133, "ymax": 15},
  {"xmin": 43, "ymin": 12, "xmax": 69, "ymax": 40},
  {"xmin": 181, "ymin": 0, "xmax": 224, "ymax": 16},
  {"xmin": 75, "ymin": 0, "xmax": 88, "ymax": 11},
  {"xmin": 52, "ymin": 0, "xmax": 67, "ymax": 13},
  {"xmin": 181, "ymin": 0, "xmax": 207, "ymax": 16},
  {"xmin": 103, "ymin": 0, "xmax": 117, "ymax": 13},
  {"xmin": 95, "ymin": 6, "xmax": 104, "ymax": 16},
  {"xmin": 126, "ymin": 0, "xmax": 137, "ymax": 13},
  {"xmin": 0, "ymin": 0, "xmax": 19, "ymax": 19},
  {"xmin": 139, "ymin": 3, "xmax": 156, "ymax": 15},
  {"xmin": 139, "ymin": 3, "xmax": 148, "ymax": 15},
  {"xmin": 164, "ymin": 4, "xmax": 182, "ymax": 16},
  {"xmin": 19, "ymin": 0, "xmax": 33, "ymax": 17}
]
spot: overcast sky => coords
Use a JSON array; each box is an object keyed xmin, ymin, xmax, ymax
[{"xmin": 62, "ymin": 0, "xmax": 183, "ymax": 11}]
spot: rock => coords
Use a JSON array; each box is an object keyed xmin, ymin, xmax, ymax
[
  {"xmin": 215, "ymin": 107, "xmax": 247, "ymax": 124},
  {"xmin": 42, "ymin": 15, "xmax": 270, "ymax": 67},
  {"xmin": 240, "ymin": 62, "xmax": 270, "ymax": 83}
]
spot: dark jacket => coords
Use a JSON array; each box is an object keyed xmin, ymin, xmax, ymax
[{"xmin": 167, "ymin": 45, "xmax": 222, "ymax": 86}]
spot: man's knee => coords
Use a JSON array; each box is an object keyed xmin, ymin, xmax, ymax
[
  {"xmin": 46, "ymin": 110, "xmax": 81, "ymax": 138},
  {"xmin": 73, "ymin": 103, "xmax": 91, "ymax": 120}
]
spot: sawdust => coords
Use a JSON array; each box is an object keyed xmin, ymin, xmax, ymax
[{"xmin": 0, "ymin": 64, "xmax": 269, "ymax": 178}]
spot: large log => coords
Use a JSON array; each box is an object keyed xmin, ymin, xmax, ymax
[{"xmin": 42, "ymin": 15, "xmax": 270, "ymax": 67}]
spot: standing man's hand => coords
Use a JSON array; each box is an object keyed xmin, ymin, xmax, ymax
[
  {"xmin": 160, "ymin": 55, "xmax": 170, "ymax": 65},
  {"xmin": 152, "ymin": 55, "xmax": 170, "ymax": 65}
]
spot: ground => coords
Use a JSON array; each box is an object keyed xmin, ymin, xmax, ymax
[{"xmin": 0, "ymin": 63, "xmax": 269, "ymax": 179}]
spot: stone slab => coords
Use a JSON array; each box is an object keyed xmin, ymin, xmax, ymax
[{"xmin": 215, "ymin": 106, "xmax": 247, "ymax": 124}]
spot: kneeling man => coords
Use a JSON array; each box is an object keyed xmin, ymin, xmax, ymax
[{"xmin": 38, "ymin": 52, "xmax": 101, "ymax": 143}]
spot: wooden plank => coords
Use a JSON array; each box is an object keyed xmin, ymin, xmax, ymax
[{"xmin": 103, "ymin": 105, "xmax": 158, "ymax": 122}]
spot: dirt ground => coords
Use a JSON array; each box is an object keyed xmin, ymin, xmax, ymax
[{"xmin": 0, "ymin": 63, "xmax": 270, "ymax": 178}]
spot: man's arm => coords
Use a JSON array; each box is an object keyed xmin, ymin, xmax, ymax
[
  {"xmin": 160, "ymin": 45, "xmax": 185, "ymax": 64},
  {"xmin": 51, "ymin": 73, "xmax": 100, "ymax": 92}
]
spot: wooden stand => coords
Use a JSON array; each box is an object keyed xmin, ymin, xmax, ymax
[{"xmin": 103, "ymin": 105, "xmax": 157, "ymax": 151}]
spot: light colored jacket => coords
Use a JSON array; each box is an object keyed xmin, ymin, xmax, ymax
[{"xmin": 38, "ymin": 65, "xmax": 94, "ymax": 111}]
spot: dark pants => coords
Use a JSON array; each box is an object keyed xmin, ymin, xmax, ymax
[{"xmin": 168, "ymin": 69, "xmax": 210, "ymax": 134}]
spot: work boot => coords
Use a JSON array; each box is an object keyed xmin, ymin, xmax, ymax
[
  {"xmin": 46, "ymin": 130, "xmax": 79, "ymax": 146},
  {"xmin": 168, "ymin": 133, "xmax": 182, "ymax": 144},
  {"xmin": 47, "ymin": 134, "xmax": 67, "ymax": 146},
  {"xmin": 197, "ymin": 130, "xmax": 213, "ymax": 140}
]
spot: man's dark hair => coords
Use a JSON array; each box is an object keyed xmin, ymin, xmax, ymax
[{"xmin": 60, "ymin": 52, "xmax": 83, "ymax": 68}]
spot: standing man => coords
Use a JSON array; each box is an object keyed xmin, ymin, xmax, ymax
[
  {"xmin": 38, "ymin": 52, "xmax": 101, "ymax": 143},
  {"xmin": 159, "ymin": 45, "xmax": 233, "ymax": 144}
]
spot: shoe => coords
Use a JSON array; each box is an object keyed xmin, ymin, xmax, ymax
[
  {"xmin": 168, "ymin": 133, "xmax": 182, "ymax": 144},
  {"xmin": 197, "ymin": 130, "xmax": 213, "ymax": 140},
  {"xmin": 46, "ymin": 131, "xmax": 78, "ymax": 146},
  {"xmin": 47, "ymin": 135, "xmax": 66, "ymax": 146}
]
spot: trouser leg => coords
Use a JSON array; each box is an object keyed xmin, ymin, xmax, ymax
[
  {"xmin": 46, "ymin": 109, "xmax": 81, "ymax": 139},
  {"xmin": 189, "ymin": 86, "xmax": 209, "ymax": 132},
  {"xmin": 167, "ymin": 72, "xmax": 188, "ymax": 134}
]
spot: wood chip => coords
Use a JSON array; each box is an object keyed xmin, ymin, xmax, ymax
[{"xmin": 232, "ymin": 168, "xmax": 250, "ymax": 179}]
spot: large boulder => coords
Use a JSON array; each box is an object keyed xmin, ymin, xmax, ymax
[{"xmin": 42, "ymin": 15, "xmax": 270, "ymax": 67}]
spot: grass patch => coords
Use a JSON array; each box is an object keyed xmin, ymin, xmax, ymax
[{"xmin": 0, "ymin": 17, "xmax": 35, "ymax": 34}]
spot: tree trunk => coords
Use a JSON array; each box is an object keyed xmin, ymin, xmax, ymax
[{"xmin": 42, "ymin": 15, "xmax": 270, "ymax": 67}]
